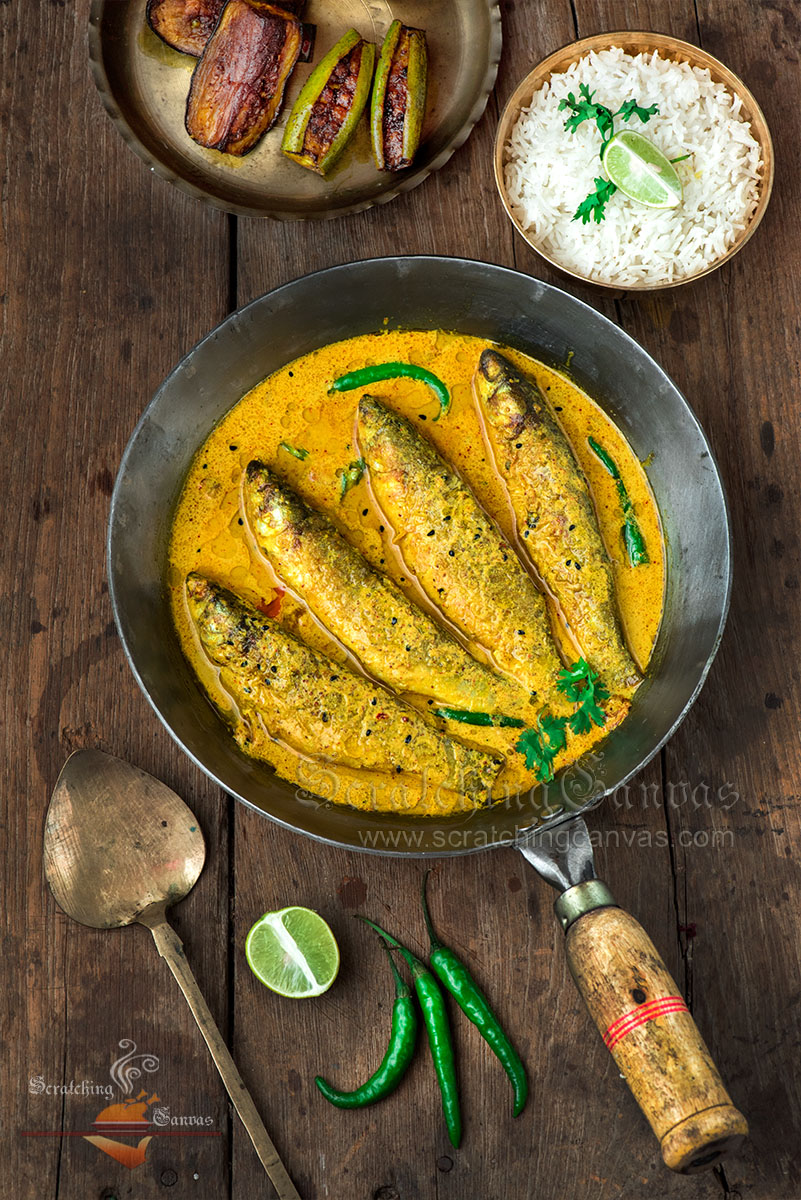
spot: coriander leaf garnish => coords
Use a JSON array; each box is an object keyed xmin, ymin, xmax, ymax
[
  {"xmin": 616, "ymin": 98, "xmax": 659, "ymax": 125},
  {"xmin": 559, "ymin": 84, "xmax": 614, "ymax": 138},
  {"xmin": 557, "ymin": 657, "xmax": 609, "ymax": 731},
  {"xmin": 574, "ymin": 178, "xmax": 618, "ymax": 224},
  {"xmin": 515, "ymin": 723, "xmax": 560, "ymax": 782},
  {"xmin": 560, "ymin": 87, "xmax": 660, "ymax": 222},
  {"xmin": 279, "ymin": 442, "xmax": 309, "ymax": 461},
  {"xmin": 515, "ymin": 658, "xmax": 610, "ymax": 781}
]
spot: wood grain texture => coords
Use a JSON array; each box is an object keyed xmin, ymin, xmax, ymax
[
  {"xmin": 1, "ymin": 0, "xmax": 232, "ymax": 1196},
  {"xmin": 2, "ymin": 0, "xmax": 800, "ymax": 1197}
]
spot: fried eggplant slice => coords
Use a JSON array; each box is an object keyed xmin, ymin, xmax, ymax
[
  {"xmin": 371, "ymin": 20, "xmax": 428, "ymax": 171},
  {"xmin": 185, "ymin": 0, "xmax": 303, "ymax": 155},
  {"xmin": 475, "ymin": 350, "xmax": 642, "ymax": 698},
  {"xmin": 243, "ymin": 462, "xmax": 528, "ymax": 715},
  {"xmin": 147, "ymin": 0, "xmax": 225, "ymax": 57},
  {"xmin": 185, "ymin": 574, "xmax": 502, "ymax": 806},
  {"xmin": 281, "ymin": 29, "xmax": 375, "ymax": 175},
  {"xmin": 356, "ymin": 397, "xmax": 565, "ymax": 704}
]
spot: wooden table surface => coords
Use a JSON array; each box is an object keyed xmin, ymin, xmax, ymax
[{"xmin": 5, "ymin": 1, "xmax": 800, "ymax": 1197}]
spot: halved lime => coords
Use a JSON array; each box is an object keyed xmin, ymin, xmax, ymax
[
  {"xmin": 245, "ymin": 906, "xmax": 340, "ymax": 998},
  {"xmin": 602, "ymin": 129, "xmax": 683, "ymax": 209}
]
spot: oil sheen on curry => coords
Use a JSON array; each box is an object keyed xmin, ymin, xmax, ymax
[{"xmin": 169, "ymin": 331, "xmax": 664, "ymax": 817}]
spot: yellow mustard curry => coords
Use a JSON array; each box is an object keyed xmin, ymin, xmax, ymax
[{"xmin": 168, "ymin": 330, "xmax": 664, "ymax": 816}]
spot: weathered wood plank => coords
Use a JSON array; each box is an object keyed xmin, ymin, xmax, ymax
[
  {"xmin": 0, "ymin": 1, "xmax": 232, "ymax": 1196},
  {"xmin": 571, "ymin": 2, "xmax": 801, "ymax": 1196}
]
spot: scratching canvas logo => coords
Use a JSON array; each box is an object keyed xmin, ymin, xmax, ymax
[
  {"xmin": 27, "ymin": 1038, "xmax": 216, "ymax": 1169},
  {"xmin": 84, "ymin": 1039, "xmax": 162, "ymax": 1168}
]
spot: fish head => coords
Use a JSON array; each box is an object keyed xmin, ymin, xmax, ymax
[
  {"xmin": 244, "ymin": 460, "xmax": 300, "ymax": 538},
  {"xmin": 185, "ymin": 572, "xmax": 212, "ymax": 609},
  {"xmin": 475, "ymin": 349, "xmax": 528, "ymax": 440},
  {"xmin": 185, "ymin": 574, "xmax": 234, "ymax": 644},
  {"xmin": 185, "ymin": 574, "xmax": 258, "ymax": 668},
  {"xmin": 356, "ymin": 395, "xmax": 412, "ymax": 494}
]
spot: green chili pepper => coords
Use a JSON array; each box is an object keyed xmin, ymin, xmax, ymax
[
  {"xmin": 330, "ymin": 362, "xmax": 450, "ymax": 419},
  {"xmin": 361, "ymin": 916, "xmax": 461, "ymax": 1148},
  {"xmin": 281, "ymin": 29, "xmax": 375, "ymax": 175},
  {"xmin": 432, "ymin": 707, "xmax": 525, "ymax": 729},
  {"xmin": 421, "ymin": 872, "xmax": 529, "ymax": 1117},
  {"xmin": 315, "ymin": 942, "xmax": 418, "ymax": 1108},
  {"xmin": 279, "ymin": 441, "xmax": 309, "ymax": 461},
  {"xmin": 588, "ymin": 436, "xmax": 649, "ymax": 567}
]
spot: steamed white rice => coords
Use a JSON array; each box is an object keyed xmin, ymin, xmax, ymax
[{"xmin": 504, "ymin": 47, "xmax": 763, "ymax": 286}]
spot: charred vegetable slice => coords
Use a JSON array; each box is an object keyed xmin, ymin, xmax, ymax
[
  {"xmin": 146, "ymin": 0, "xmax": 225, "ymax": 57},
  {"xmin": 371, "ymin": 20, "xmax": 428, "ymax": 171},
  {"xmin": 281, "ymin": 29, "xmax": 375, "ymax": 175},
  {"xmin": 185, "ymin": 0, "xmax": 303, "ymax": 155}
]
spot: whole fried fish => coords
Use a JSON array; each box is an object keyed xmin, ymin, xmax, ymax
[
  {"xmin": 185, "ymin": 574, "xmax": 503, "ymax": 806},
  {"xmin": 243, "ymin": 462, "xmax": 527, "ymax": 715},
  {"xmin": 356, "ymin": 396, "xmax": 565, "ymax": 703},
  {"xmin": 475, "ymin": 349, "xmax": 642, "ymax": 698}
]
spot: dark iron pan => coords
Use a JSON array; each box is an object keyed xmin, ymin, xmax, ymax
[{"xmin": 108, "ymin": 257, "xmax": 745, "ymax": 1172}]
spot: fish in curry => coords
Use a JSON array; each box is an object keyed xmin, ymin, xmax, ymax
[
  {"xmin": 243, "ymin": 461, "xmax": 527, "ymax": 716},
  {"xmin": 356, "ymin": 395, "xmax": 566, "ymax": 706},
  {"xmin": 475, "ymin": 349, "xmax": 642, "ymax": 697},
  {"xmin": 169, "ymin": 329, "xmax": 665, "ymax": 816},
  {"xmin": 185, "ymin": 573, "xmax": 503, "ymax": 808}
]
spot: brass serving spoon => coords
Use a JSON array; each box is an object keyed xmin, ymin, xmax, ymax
[{"xmin": 44, "ymin": 748, "xmax": 300, "ymax": 1200}]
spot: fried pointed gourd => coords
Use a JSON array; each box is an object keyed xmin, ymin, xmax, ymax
[
  {"xmin": 242, "ymin": 462, "xmax": 527, "ymax": 714},
  {"xmin": 371, "ymin": 20, "xmax": 428, "ymax": 171},
  {"xmin": 185, "ymin": 0, "xmax": 303, "ymax": 155},
  {"xmin": 356, "ymin": 397, "xmax": 565, "ymax": 704},
  {"xmin": 281, "ymin": 29, "xmax": 375, "ymax": 175},
  {"xmin": 475, "ymin": 350, "xmax": 642, "ymax": 698},
  {"xmin": 185, "ymin": 575, "xmax": 503, "ymax": 806}
]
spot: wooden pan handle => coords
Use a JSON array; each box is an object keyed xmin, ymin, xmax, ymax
[
  {"xmin": 559, "ymin": 887, "xmax": 748, "ymax": 1173},
  {"xmin": 140, "ymin": 910, "xmax": 301, "ymax": 1200}
]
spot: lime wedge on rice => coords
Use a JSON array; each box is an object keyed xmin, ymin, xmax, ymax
[
  {"xmin": 602, "ymin": 129, "xmax": 683, "ymax": 209},
  {"xmin": 245, "ymin": 906, "xmax": 340, "ymax": 998}
]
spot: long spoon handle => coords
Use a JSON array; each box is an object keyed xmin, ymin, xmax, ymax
[{"xmin": 142, "ymin": 911, "xmax": 301, "ymax": 1200}]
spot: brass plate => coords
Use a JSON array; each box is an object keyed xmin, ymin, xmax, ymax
[
  {"xmin": 89, "ymin": 0, "xmax": 501, "ymax": 219},
  {"xmin": 494, "ymin": 31, "xmax": 774, "ymax": 291}
]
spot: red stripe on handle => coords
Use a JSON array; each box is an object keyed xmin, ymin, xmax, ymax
[
  {"xmin": 603, "ymin": 997, "xmax": 689, "ymax": 1050},
  {"xmin": 604, "ymin": 996, "xmax": 685, "ymax": 1040}
]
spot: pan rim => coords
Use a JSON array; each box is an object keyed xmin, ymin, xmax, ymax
[{"xmin": 107, "ymin": 254, "xmax": 732, "ymax": 856}]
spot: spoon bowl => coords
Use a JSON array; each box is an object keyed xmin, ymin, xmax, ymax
[{"xmin": 44, "ymin": 748, "xmax": 205, "ymax": 928}]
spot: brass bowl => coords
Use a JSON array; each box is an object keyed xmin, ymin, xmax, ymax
[
  {"xmin": 89, "ymin": 0, "xmax": 501, "ymax": 220},
  {"xmin": 494, "ymin": 31, "xmax": 774, "ymax": 291}
]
